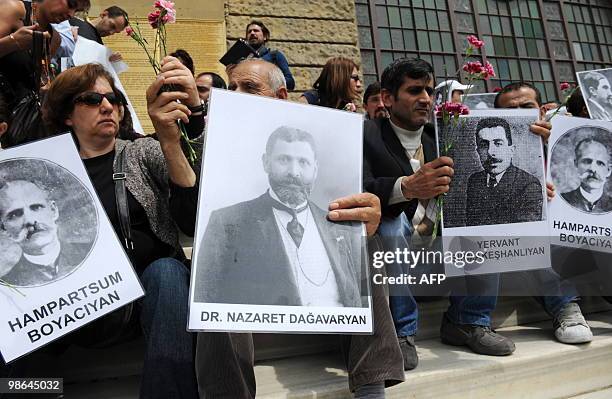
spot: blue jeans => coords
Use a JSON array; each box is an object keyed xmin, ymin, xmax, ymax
[{"xmin": 139, "ymin": 257, "xmax": 198, "ymax": 399}]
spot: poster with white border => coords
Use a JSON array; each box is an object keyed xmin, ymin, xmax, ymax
[
  {"xmin": 548, "ymin": 116, "xmax": 612, "ymax": 253},
  {"xmin": 461, "ymin": 93, "xmax": 497, "ymax": 110},
  {"xmin": 436, "ymin": 109, "xmax": 551, "ymax": 276},
  {"xmin": 188, "ymin": 89, "xmax": 372, "ymax": 334},
  {"xmin": 576, "ymin": 67, "xmax": 612, "ymax": 122},
  {"xmin": 0, "ymin": 134, "xmax": 144, "ymax": 363}
]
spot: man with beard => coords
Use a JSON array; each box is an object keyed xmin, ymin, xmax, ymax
[
  {"xmin": 465, "ymin": 116, "xmax": 544, "ymax": 226},
  {"xmin": 562, "ymin": 138, "xmax": 612, "ymax": 213},
  {"xmin": 0, "ymin": 179, "xmax": 90, "ymax": 286},
  {"xmin": 244, "ymin": 20, "xmax": 295, "ymax": 90},
  {"xmin": 194, "ymin": 125, "xmax": 363, "ymax": 307},
  {"xmin": 364, "ymin": 82, "xmax": 389, "ymax": 120},
  {"xmin": 581, "ymin": 71, "xmax": 612, "ymax": 121}
]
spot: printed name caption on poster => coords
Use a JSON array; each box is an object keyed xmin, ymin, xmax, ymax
[
  {"xmin": 553, "ymin": 220, "xmax": 612, "ymax": 248},
  {"xmin": 201, "ymin": 311, "xmax": 367, "ymax": 326},
  {"xmin": 477, "ymin": 238, "xmax": 547, "ymax": 260},
  {"xmin": 6, "ymin": 272, "xmax": 125, "ymax": 343}
]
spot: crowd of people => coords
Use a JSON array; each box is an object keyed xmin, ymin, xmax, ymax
[{"xmin": 0, "ymin": 1, "xmax": 611, "ymax": 399}]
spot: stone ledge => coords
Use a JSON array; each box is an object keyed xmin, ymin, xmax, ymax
[
  {"xmin": 227, "ymin": 16, "xmax": 358, "ymax": 44},
  {"xmin": 227, "ymin": 0, "xmax": 356, "ymax": 21},
  {"xmin": 267, "ymin": 42, "xmax": 361, "ymax": 66}
]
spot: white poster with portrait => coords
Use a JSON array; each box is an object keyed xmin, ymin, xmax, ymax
[
  {"xmin": 0, "ymin": 134, "xmax": 144, "ymax": 363},
  {"xmin": 576, "ymin": 68, "xmax": 612, "ymax": 122},
  {"xmin": 188, "ymin": 89, "xmax": 372, "ymax": 334},
  {"xmin": 548, "ymin": 116, "xmax": 612, "ymax": 253},
  {"xmin": 437, "ymin": 109, "xmax": 551, "ymax": 276}
]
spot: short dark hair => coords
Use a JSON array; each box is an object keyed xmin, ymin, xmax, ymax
[
  {"xmin": 581, "ymin": 71, "xmax": 607, "ymax": 98},
  {"xmin": 575, "ymin": 138, "xmax": 610, "ymax": 162},
  {"xmin": 566, "ymin": 87, "xmax": 586, "ymax": 117},
  {"xmin": 104, "ymin": 5, "xmax": 128, "ymax": 22},
  {"xmin": 246, "ymin": 20, "xmax": 270, "ymax": 41},
  {"xmin": 170, "ymin": 49, "xmax": 195, "ymax": 75},
  {"xmin": 494, "ymin": 82, "xmax": 542, "ymax": 108},
  {"xmin": 43, "ymin": 63, "xmax": 121, "ymax": 134},
  {"xmin": 475, "ymin": 117, "xmax": 513, "ymax": 146},
  {"xmin": 265, "ymin": 126, "xmax": 317, "ymax": 160},
  {"xmin": 381, "ymin": 58, "xmax": 434, "ymax": 98},
  {"xmin": 363, "ymin": 82, "xmax": 381, "ymax": 104},
  {"xmin": 196, "ymin": 72, "xmax": 227, "ymax": 89}
]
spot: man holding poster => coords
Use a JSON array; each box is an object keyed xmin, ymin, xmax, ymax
[{"xmin": 193, "ymin": 59, "xmax": 404, "ymax": 399}]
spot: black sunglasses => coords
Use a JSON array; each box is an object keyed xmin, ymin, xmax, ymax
[
  {"xmin": 73, "ymin": 92, "xmax": 122, "ymax": 106},
  {"xmin": 350, "ymin": 75, "xmax": 361, "ymax": 82}
]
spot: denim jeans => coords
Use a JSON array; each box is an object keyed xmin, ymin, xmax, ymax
[
  {"xmin": 379, "ymin": 214, "xmax": 499, "ymax": 336},
  {"xmin": 1, "ymin": 257, "xmax": 197, "ymax": 399},
  {"xmin": 139, "ymin": 257, "xmax": 198, "ymax": 399}
]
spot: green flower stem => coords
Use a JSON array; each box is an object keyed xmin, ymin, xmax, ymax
[
  {"xmin": 546, "ymin": 86, "xmax": 578, "ymax": 122},
  {"xmin": 0, "ymin": 279, "xmax": 26, "ymax": 297}
]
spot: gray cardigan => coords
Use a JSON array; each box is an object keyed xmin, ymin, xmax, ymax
[{"xmin": 113, "ymin": 138, "xmax": 183, "ymax": 256}]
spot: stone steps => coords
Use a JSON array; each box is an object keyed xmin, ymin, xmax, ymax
[
  {"xmin": 51, "ymin": 308, "xmax": 612, "ymax": 398},
  {"xmin": 253, "ymin": 311, "xmax": 612, "ymax": 399}
]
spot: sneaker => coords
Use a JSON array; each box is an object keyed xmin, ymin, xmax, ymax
[
  {"xmin": 440, "ymin": 313, "xmax": 515, "ymax": 356},
  {"xmin": 398, "ymin": 335, "xmax": 418, "ymax": 370},
  {"xmin": 553, "ymin": 302, "xmax": 593, "ymax": 344}
]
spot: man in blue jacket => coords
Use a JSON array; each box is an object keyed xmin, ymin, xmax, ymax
[{"xmin": 245, "ymin": 20, "xmax": 295, "ymax": 91}]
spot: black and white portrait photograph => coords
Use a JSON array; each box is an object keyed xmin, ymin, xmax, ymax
[
  {"xmin": 551, "ymin": 123, "xmax": 612, "ymax": 214},
  {"xmin": 0, "ymin": 135, "xmax": 145, "ymax": 363},
  {"xmin": 189, "ymin": 90, "xmax": 371, "ymax": 334},
  {"xmin": 577, "ymin": 68, "xmax": 612, "ymax": 122},
  {"xmin": 0, "ymin": 158, "xmax": 97, "ymax": 287},
  {"xmin": 438, "ymin": 109, "xmax": 547, "ymax": 230},
  {"xmin": 462, "ymin": 93, "xmax": 497, "ymax": 110}
]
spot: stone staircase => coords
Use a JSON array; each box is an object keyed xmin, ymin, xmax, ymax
[{"xmin": 25, "ymin": 296, "xmax": 612, "ymax": 399}]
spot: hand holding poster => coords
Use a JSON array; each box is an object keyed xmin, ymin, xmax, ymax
[
  {"xmin": 548, "ymin": 116, "xmax": 612, "ymax": 252},
  {"xmin": 437, "ymin": 109, "xmax": 551, "ymax": 276},
  {"xmin": 189, "ymin": 89, "xmax": 372, "ymax": 334},
  {"xmin": 0, "ymin": 135, "xmax": 144, "ymax": 363}
]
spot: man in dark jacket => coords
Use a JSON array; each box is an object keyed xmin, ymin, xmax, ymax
[
  {"xmin": 244, "ymin": 20, "xmax": 295, "ymax": 90},
  {"xmin": 465, "ymin": 117, "xmax": 543, "ymax": 226}
]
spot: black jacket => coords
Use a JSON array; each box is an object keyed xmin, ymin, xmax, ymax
[
  {"xmin": 465, "ymin": 165, "xmax": 543, "ymax": 227},
  {"xmin": 363, "ymin": 118, "xmax": 437, "ymax": 219},
  {"xmin": 192, "ymin": 192, "xmax": 364, "ymax": 307}
]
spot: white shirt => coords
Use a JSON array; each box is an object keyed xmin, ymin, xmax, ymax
[
  {"xmin": 388, "ymin": 120, "xmax": 425, "ymax": 205},
  {"xmin": 486, "ymin": 169, "xmax": 508, "ymax": 188},
  {"xmin": 269, "ymin": 189, "xmax": 341, "ymax": 307},
  {"xmin": 580, "ymin": 186, "xmax": 604, "ymax": 204}
]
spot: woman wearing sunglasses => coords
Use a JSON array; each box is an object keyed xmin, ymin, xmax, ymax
[
  {"xmin": 299, "ymin": 56, "xmax": 363, "ymax": 111},
  {"xmin": 41, "ymin": 59, "xmax": 203, "ymax": 398}
]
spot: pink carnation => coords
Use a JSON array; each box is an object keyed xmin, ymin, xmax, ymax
[
  {"xmin": 162, "ymin": 9, "xmax": 176, "ymax": 24},
  {"xmin": 148, "ymin": 9, "xmax": 162, "ymax": 28},
  {"xmin": 560, "ymin": 82, "xmax": 570, "ymax": 91},
  {"xmin": 467, "ymin": 35, "xmax": 485, "ymax": 49},
  {"xmin": 436, "ymin": 101, "xmax": 470, "ymax": 117},
  {"xmin": 125, "ymin": 26, "xmax": 134, "ymax": 36},
  {"xmin": 463, "ymin": 61, "xmax": 483, "ymax": 75},
  {"xmin": 481, "ymin": 61, "xmax": 495, "ymax": 79},
  {"xmin": 493, "ymin": 86, "xmax": 502, "ymax": 93},
  {"xmin": 155, "ymin": 0, "xmax": 175, "ymax": 11}
]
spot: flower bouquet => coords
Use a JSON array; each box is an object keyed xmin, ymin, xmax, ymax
[{"xmin": 125, "ymin": 1, "xmax": 198, "ymax": 163}]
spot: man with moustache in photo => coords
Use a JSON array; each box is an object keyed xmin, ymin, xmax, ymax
[
  {"xmin": 465, "ymin": 117, "xmax": 544, "ymax": 226},
  {"xmin": 0, "ymin": 179, "xmax": 89, "ymax": 286},
  {"xmin": 194, "ymin": 125, "xmax": 363, "ymax": 308},
  {"xmin": 562, "ymin": 138, "xmax": 612, "ymax": 213},
  {"xmin": 581, "ymin": 71, "xmax": 612, "ymax": 121}
]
